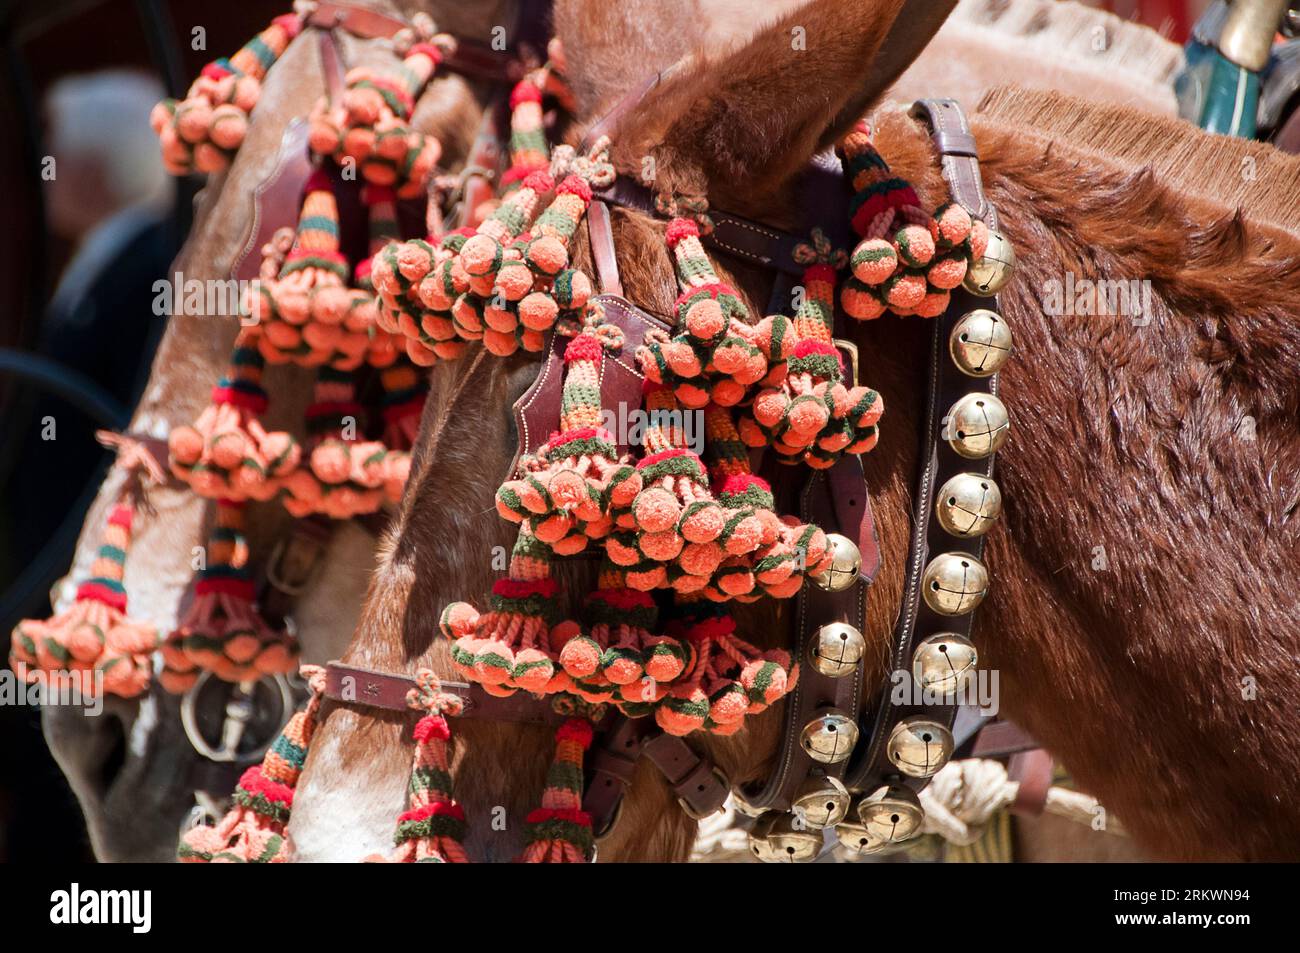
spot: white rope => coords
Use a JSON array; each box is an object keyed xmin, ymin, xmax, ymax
[
  {"xmin": 690, "ymin": 795, "xmax": 752, "ymax": 862},
  {"xmin": 919, "ymin": 758, "xmax": 1018, "ymax": 846}
]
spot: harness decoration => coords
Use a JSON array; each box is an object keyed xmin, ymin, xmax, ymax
[{"xmin": 9, "ymin": 1, "xmax": 1021, "ymax": 865}]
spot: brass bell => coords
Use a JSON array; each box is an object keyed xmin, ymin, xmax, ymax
[
  {"xmin": 912, "ymin": 632, "xmax": 978, "ymax": 697},
  {"xmin": 800, "ymin": 708, "xmax": 860, "ymax": 764},
  {"xmin": 949, "ymin": 309, "xmax": 1012, "ymax": 377},
  {"xmin": 791, "ymin": 775, "xmax": 852, "ymax": 830},
  {"xmin": 856, "ymin": 784, "xmax": 924, "ymax": 844},
  {"xmin": 834, "ymin": 819, "xmax": 887, "ymax": 856},
  {"xmin": 944, "ymin": 392, "xmax": 1010, "ymax": 459},
  {"xmin": 886, "ymin": 717, "xmax": 955, "ymax": 778},
  {"xmin": 807, "ymin": 622, "xmax": 866, "ymax": 678},
  {"xmin": 934, "ymin": 472, "xmax": 1002, "ymax": 538},
  {"xmin": 963, "ymin": 228, "xmax": 1016, "ymax": 296},
  {"xmin": 921, "ymin": 552, "xmax": 989, "ymax": 616},
  {"xmin": 810, "ymin": 533, "xmax": 861, "ymax": 592},
  {"xmin": 748, "ymin": 811, "xmax": 823, "ymax": 863}
]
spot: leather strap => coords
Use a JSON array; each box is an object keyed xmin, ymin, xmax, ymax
[
  {"xmin": 508, "ymin": 294, "xmax": 670, "ymax": 480},
  {"xmin": 587, "ymin": 200, "xmax": 623, "ymax": 296},
  {"xmin": 963, "ymin": 718, "xmax": 1041, "ymax": 760},
  {"xmin": 306, "ymin": 1, "xmax": 409, "ymax": 40},
  {"xmin": 844, "ymin": 98, "xmax": 1002, "ymax": 795},
  {"xmin": 324, "ymin": 661, "xmax": 564, "ymax": 724},
  {"xmin": 1008, "ymin": 747, "xmax": 1054, "ymax": 816}
]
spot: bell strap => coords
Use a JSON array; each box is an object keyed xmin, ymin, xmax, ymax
[
  {"xmin": 324, "ymin": 661, "xmax": 566, "ymax": 724},
  {"xmin": 843, "ymin": 98, "xmax": 1003, "ymax": 794}
]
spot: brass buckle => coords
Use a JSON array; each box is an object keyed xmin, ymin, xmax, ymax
[{"xmin": 834, "ymin": 338, "xmax": 860, "ymax": 386}]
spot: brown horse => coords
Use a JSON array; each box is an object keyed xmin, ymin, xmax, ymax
[{"xmin": 285, "ymin": 0, "xmax": 1300, "ymax": 862}]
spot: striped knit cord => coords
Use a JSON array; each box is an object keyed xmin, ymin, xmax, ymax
[
  {"xmin": 390, "ymin": 669, "xmax": 468, "ymax": 862},
  {"xmin": 508, "ymin": 77, "xmax": 549, "ymax": 175},
  {"xmin": 258, "ymin": 665, "xmax": 326, "ymax": 790},
  {"xmin": 531, "ymin": 175, "xmax": 591, "ymax": 248},
  {"xmin": 363, "ymin": 185, "xmax": 399, "ymax": 257},
  {"xmin": 521, "ymin": 717, "xmax": 595, "ymax": 862},
  {"xmin": 478, "ymin": 170, "xmax": 552, "ymax": 244},
  {"xmin": 77, "ymin": 502, "xmax": 133, "ymax": 607},
  {"xmin": 839, "ymin": 123, "xmax": 927, "ymax": 241},
  {"xmin": 306, "ymin": 365, "xmax": 362, "ymax": 440},
  {"xmin": 558, "ymin": 325, "xmax": 613, "ymax": 433},
  {"xmin": 669, "ymin": 219, "xmax": 726, "ymax": 293},
  {"xmin": 213, "ymin": 341, "xmax": 268, "ymax": 411},
  {"xmin": 703, "ymin": 404, "xmax": 751, "ymax": 485},
  {"xmin": 280, "ymin": 175, "xmax": 348, "ymax": 280},
  {"xmin": 509, "ymin": 520, "xmax": 554, "ymax": 583},
  {"xmin": 392, "ymin": 43, "xmax": 442, "ymax": 116},
  {"xmin": 791, "ymin": 230, "xmax": 846, "ymax": 344},
  {"xmin": 195, "ymin": 500, "xmax": 254, "ymax": 598},
  {"xmin": 227, "ymin": 13, "xmax": 301, "ymax": 81},
  {"xmin": 641, "ymin": 384, "xmax": 687, "ymax": 453}
]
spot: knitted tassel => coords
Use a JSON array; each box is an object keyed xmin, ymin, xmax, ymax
[
  {"xmin": 9, "ymin": 502, "xmax": 158, "ymax": 698},
  {"xmin": 655, "ymin": 602, "xmax": 798, "ymax": 737},
  {"xmin": 837, "ymin": 123, "xmax": 989, "ymax": 320},
  {"xmin": 439, "ymin": 523, "xmax": 576, "ymax": 696},
  {"xmin": 638, "ymin": 218, "xmax": 786, "ymax": 409},
  {"xmin": 308, "ymin": 37, "xmax": 453, "ymax": 198},
  {"xmin": 245, "ymin": 174, "xmax": 369, "ymax": 370},
  {"xmin": 369, "ymin": 670, "xmax": 470, "ymax": 863},
  {"xmin": 739, "ymin": 231, "xmax": 884, "ymax": 469},
  {"xmin": 168, "ymin": 335, "xmax": 300, "ymax": 501},
  {"xmin": 371, "ymin": 231, "xmax": 472, "ymax": 366},
  {"xmin": 350, "ymin": 185, "xmax": 403, "ymax": 369},
  {"xmin": 179, "ymin": 665, "xmax": 325, "ymax": 862},
  {"xmin": 377, "ymin": 361, "xmax": 429, "ymax": 451},
  {"xmin": 505, "ymin": 76, "xmax": 550, "ymax": 182},
  {"xmin": 161, "ymin": 500, "xmax": 297, "ymax": 691},
  {"xmin": 518, "ymin": 717, "xmax": 596, "ymax": 863},
  {"xmin": 278, "ymin": 368, "xmax": 408, "ymax": 519},
  {"xmin": 151, "ymin": 13, "xmax": 302, "ymax": 174},
  {"xmin": 496, "ymin": 313, "xmax": 634, "ymax": 554}
]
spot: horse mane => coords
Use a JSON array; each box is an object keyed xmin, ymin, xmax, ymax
[
  {"xmin": 956, "ymin": 0, "xmax": 1184, "ymax": 84},
  {"xmin": 976, "ymin": 86, "xmax": 1300, "ymax": 236}
]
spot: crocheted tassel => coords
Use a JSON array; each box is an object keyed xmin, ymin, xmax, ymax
[
  {"xmin": 369, "ymin": 671, "xmax": 469, "ymax": 863},
  {"xmin": 278, "ymin": 368, "xmax": 407, "ymax": 519},
  {"xmin": 246, "ymin": 174, "xmax": 370, "ymax": 370},
  {"xmin": 179, "ymin": 665, "xmax": 325, "ymax": 862},
  {"xmin": 519, "ymin": 717, "xmax": 596, "ymax": 863},
  {"xmin": 371, "ymin": 232, "xmax": 470, "ymax": 366},
  {"xmin": 439, "ymin": 523, "xmax": 572, "ymax": 695},
  {"xmin": 740, "ymin": 237, "xmax": 884, "ymax": 469},
  {"xmin": 496, "ymin": 315, "xmax": 633, "ymax": 553},
  {"xmin": 9, "ymin": 502, "xmax": 158, "ymax": 698},
  {"xmin": 151, "ymin": 13, "xmax": 301, "ymax": 174},
  {"xmin": 506, "ymin": 77, "xmax": 550, "ymax": 181},
  {"xmin": 161, "ymin": 501, "xmax": 297, "ymax": 691},
  {"xmin": 837, "ymin": 123, "xmax": 989, "ymax": 320},
  {"xmin": 655, "ymin": 603, "xmax": 798, "ymax": 738},
  {"xmin": 168, "ymin": 335, "xmax": 300, "ymax": 501},
  {"xmin": 637, "ymin": 219, "xmax": 774, "ymax": 409},
  {"xmin": 308, "ymin": 37, "xmax": 451, "ymax": 198},
  {"xmin": 351, "ymin": 186, "xmax": 403, "ymax": 369}
]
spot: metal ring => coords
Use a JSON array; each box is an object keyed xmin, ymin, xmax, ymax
[{"xmin": 180, "ymin": 671, "xmax": 295, "ymax": 764}]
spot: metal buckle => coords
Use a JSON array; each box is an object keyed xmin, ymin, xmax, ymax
[
  {"xmin": 676, "ymin": 767, "xmax": 730, "ymax": 821},
  {"xmin": 264, "ymin": 530, "xmax": 326, "ymax": 598},
  {"xmin": 834, "ymin": 337, "xmax": 860, "ymax": 386},
  {"xmin": 180, "ymin": 671, "xmax": 295, "ymax": 764}
]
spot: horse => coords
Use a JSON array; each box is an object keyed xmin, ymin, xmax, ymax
[
  {"xmin": 42, "ymin": 0, "xmax": 1292, "ymax": 863},
  {"xmin": 283, "ymin": 0, "xmax": 1300, "ymax": 862}
]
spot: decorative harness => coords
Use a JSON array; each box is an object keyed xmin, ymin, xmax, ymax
[{"xmin": 10, "ymin": 3, "xmax": 1036, "ymax": 862}]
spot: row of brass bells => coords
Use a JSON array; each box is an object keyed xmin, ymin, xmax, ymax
[
  {"xmin": 962, "ymin": 229, "xmax": 1016, "ymax": 297},
  {"xmin": 810, "ymin": 532, "xmax": 861, "ymax": 592},
  {"xmin": 886, "ymin": 716, "xmax": 955, "ymax": 778},
  {"xmin": 748, "ymin": 811, "xmax": 822, "ymax": 863},
  {"xmin": 921, "ymin": 551, "xmax": 989, "ymax": 616},
  {"xmin": 912, "ymin": 632, "xmax": 978, "ymax": 696},
  {"xmin": 800, "ymin": 708, "xmax": 859, "ymax": 764},
  {"xmin": 835, "ymin": 783, "xmax": 927, "ymax": 855}
]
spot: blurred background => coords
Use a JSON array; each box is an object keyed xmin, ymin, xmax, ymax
[{"xmin": 0, "ymin": 0, "xmax": 1215, "ymax": 862}]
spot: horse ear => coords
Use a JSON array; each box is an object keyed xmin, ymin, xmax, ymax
[{"xmin": 609, "ymin": 0, "xmax": 956, "ymax": 210}]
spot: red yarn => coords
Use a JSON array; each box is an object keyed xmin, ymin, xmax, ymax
[
  {"xmin": 74, "ymin": 581, "xmax": 128, "ymax": 612},
  {"xmin": 665, "ymin": 218, "xmax": 699, "ymax": 248},
  {"xmin": 556, "ymin": 175, "xmax": 592, "ymax": 202},
  {"xmin": 525, "ymin": 807, "xmax": 592, "ymax": 825},
  {"xmin": 303, "ymin": 400, "xmax": 365, "ymax": 419},
  {"xmin": 194, "ymin": 577, "xmax": 258, "ymax": 600},
  {"xmin": 271, "ymin": 13, "xmax": 302, "ymax": 38},
  {"xmin": 407, "ymin": 43, "xmax": 444, "ymax": 64},
  {"xmin": 201, "ymin": 62, "xmax": 233, "ymax": 81},
  {"xmin": 679, "ymin": 615, "xmax": 736, "ymax": 641},
  {"xmin": 718, "ymin": 473, "xmax": 771, "ymax": 495},
  {"xmin": 556, "ymin": 717, "xmax": 594, "ymax": 748},
  {"xmin": 398, "ymin": 800, "xmax": 466, "ymax": 824},
  {"xmin": 563, "ymin": 333, "xmax": 604, "ymax": 364},
  {"xmin": 238, "ymin": 765, "xmax": 295, "ymax": 806},
  {"xmin": 510, "ymin": 80, "xmax": 542, "ymax": 108},
  {"xmin": 522, "ymin": 171, "xmax": 555, "ymax": 194},
  {"xmin": 491, "ymin": 577, "xmax": 561, "ymax": 599},
  {"xmin": 210, "ymin": 384, "xmax": 269, "ymax": 414},
  {"xmin": 413, "ymin": 714, "xmax": 450, "ymax": 743},
  {"xmin": 637, "ymin": 447, "xmax": 694, "ymax": 469},
  {"xmin": 803, "ymin": 263, "xmax": 838, "ymax": 284},
  {"xmin": 361, "ymin": 184, "xmax": 397, "ymax": 206},
  {"xmin": 305, "ymin": 168, "xmax": 334, "ymax": 194},
  {"xmin": 585, "ymin": 588, "xmax": 654, "ymax": 610},
  {"xmin": 107, "ymin": 505, "xmax": 133, "ymax": 530},
  {"xmin": 792, "ymin": 339, "xmax": 841, "ymax": 360}
]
